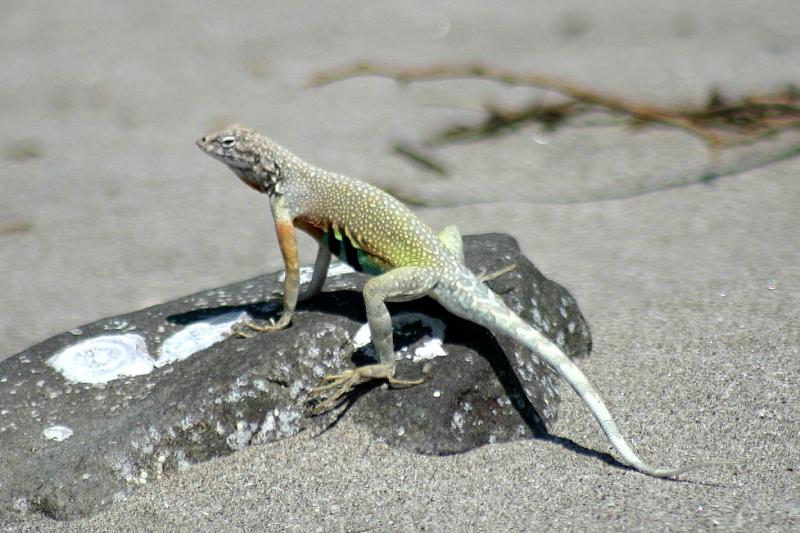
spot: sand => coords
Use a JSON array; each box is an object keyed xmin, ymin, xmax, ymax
[{"xmin": 1, "ymin": 1, "xmax": 798, "ymax": 531}]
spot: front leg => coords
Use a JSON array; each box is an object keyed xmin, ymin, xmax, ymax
[
  {"xmin": 308, "ymin": 266, "xmax": 438, "ymax": 413},
  {"xmin": 238, "ymin": 204, "xmax": 300, "ymax": 336},
  {"xmin": 298, "ymin": 245, "xmax": 331, "ymax": 302}
]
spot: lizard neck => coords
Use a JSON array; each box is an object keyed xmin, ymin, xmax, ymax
[{"xmin": 241, "ymin": 135, "xmax": 314, "ymax": 198}]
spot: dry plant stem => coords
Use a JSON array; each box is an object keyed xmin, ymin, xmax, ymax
[
  {"xmin": 311, "ymin": 63, "xmax": 800, "ymax": 151},
  {"xmin": 309, "ymin": 62, "xmax": 725, "ymax": 148},
  {"xmin": 391, "ymin": 142, "xmax": 449, "ymax": 175},
  {"xmin": 0, "ymin": 221, "xmax": 32, "ymax": 236},
  {"xmin": 429, "ymin": 101, "xmax": 578, "ymax": 145}
]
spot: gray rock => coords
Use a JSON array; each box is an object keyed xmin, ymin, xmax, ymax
[{"xmin": 0, "ymin": 233, "xmax": 590, "ymax": 520}]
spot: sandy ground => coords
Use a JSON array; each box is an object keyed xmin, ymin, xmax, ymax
[{"xmin": 1, "ymin": 1, "xmax": 798, "ymax": 531}]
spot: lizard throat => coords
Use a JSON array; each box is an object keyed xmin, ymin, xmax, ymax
[{"xmin": 231, "ymin": 167, "xmax": 281, "ymax": 196}]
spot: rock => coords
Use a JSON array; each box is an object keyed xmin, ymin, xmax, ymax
[{"xmin": 0, "ymin": 233, "xmax": 590, "ymax": 520}]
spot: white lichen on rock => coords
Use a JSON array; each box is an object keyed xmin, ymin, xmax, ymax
[
  {"xmin": 352, "ymin": 312, "xmax": 447, "ymax": 362},
  {"xmin": 42, "ymin": 425, "xmax": 73, "ymax": 442},
  {"xmin": 451, "ymin": 410, "xmax": 465, "ymax": 432},
  {"xmin": 253, "ymin": 407, "xmax": 302, "ymax": 444},
  {"xmin": 47, "ymin": 334, "xmax": 154, "ymax": 384},
  {"xmin": 157, "ymin": 311, "xmax": 247, "ymax": 367},
  {"xmin": 226, "ymin": 420, "xmax": 258, "ymax": 450}
]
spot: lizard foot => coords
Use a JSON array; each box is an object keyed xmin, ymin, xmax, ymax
[
  {"xmin": 307, "ymin": 362, "xmax": 426, "ymax": 415},
  {"xmin": 233, "ymin": 315, "xmax": 290, "ymax": 338},
  {"xmin": 478, "ymin": 263, "xmax": 517, "ymax": 283}
]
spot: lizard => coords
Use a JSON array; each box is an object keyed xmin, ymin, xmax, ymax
[{"xmin": 197, "ymin": 123, "xmax": 721, "ymax": 478}]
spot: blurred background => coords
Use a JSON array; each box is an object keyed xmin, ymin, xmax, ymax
[{"xmin": 1, "ymin": 0, "xmax": 798, "ymax": 361}]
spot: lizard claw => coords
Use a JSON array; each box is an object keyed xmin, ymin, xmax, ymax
[
  {"xmin": 232, "ymin": 316, "xmax": 290, "ymax": 337},
  {"xmin": 478, "ymin": 263, "xmax": 517, "ymax": 283},
  {"xmin": 234, "ymin": 329, "xmax": 255, "ymax": 339},
  {"xmin": 307, "ymin": 369, "xmax": 362, "ymax": 414},
  {"xmin": 306, "ymin": 363, "xmax": 426, "ymax": 415}
]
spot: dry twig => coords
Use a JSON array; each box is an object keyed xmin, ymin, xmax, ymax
[
  {"xmin": 0, "ymin": 221, "xmax": 32, "ymax": 236},
  {"xmin": 310, "ymin": 63, "xmax": 800, "ymax": 150}
]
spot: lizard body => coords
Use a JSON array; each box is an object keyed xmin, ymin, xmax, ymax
[{"xmin": 197, "ymin": 124, "xmax": 717, "ymax": 478}]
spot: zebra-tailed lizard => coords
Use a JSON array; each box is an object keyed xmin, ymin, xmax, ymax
[{"xmin": 197, "ymin": 124, "xmax": 728, "ymax": 477}]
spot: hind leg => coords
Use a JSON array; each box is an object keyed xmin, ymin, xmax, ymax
[{"xmin": 308, "ymin": 266, "xmax": 438, "ymax": 413}]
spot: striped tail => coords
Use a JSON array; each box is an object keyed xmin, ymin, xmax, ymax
[{"xmin": 439, "ymin": 278, "xmax": 709, "ymax": 477}]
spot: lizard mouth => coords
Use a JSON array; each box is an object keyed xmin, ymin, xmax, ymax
[{"xmin": 209, "ymin": 149, "xmax": 252, "ymax": 169}]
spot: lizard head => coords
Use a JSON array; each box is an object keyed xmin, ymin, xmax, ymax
[{"xmin": 196, "ymin": 123, "xmax": 284, "ymax": 194}]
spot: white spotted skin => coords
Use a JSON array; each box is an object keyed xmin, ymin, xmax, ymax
[
  {"xmin": 282, "ymin": 169, "xmax": 452, "ymax": 271},
  {"xmin": 198, "ymin": 124, "xmax": 713, "ymax": 478},
  {"xmin": 198, "ymin": 124, "xmax": 455, "ymax": 272}
]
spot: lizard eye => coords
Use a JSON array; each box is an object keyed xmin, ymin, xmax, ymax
[{"xmin": 219, "ymin": 136, "xmax": 237, "ymax": 148}]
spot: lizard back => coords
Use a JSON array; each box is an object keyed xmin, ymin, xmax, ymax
[{"xmin": 285, "ymin": 169, "xmax": 450, "ymax": 272}]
